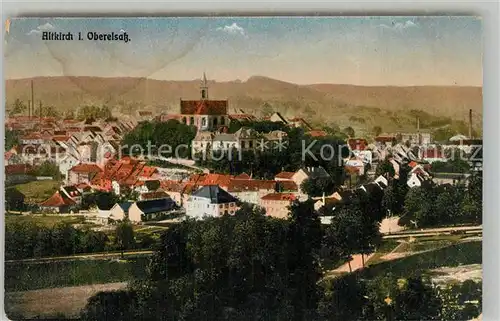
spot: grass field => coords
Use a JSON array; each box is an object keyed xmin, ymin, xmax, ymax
[
  {"xmin": 359, "ymin": 240, "xmax": 481, "ymax": 280},
  {"xmin": 14, "ymin": 180, "xmax": 61, "ymax": 203},
  {"xmin": 4, "ymin": 256, "xmax": 150, "ymax": 292},
  {"xmin": 5, "ymin": 214, "xmax": 86, "ymax": 227}
]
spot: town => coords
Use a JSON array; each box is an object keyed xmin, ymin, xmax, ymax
[{"xmin": 4, "ymin": 16, "xmax": 484, "ymax": 321}]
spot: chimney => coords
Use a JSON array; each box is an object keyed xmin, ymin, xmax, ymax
[
  {"xmin": 31, "ymin": 80, "xmax": 34, "ymax": 119},
  {"xmin": 469, "ymin": 109, "xmax": 473, "ymax": 139}
]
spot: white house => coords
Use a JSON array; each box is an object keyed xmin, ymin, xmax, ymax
[{"xmin": 186, "ymin": 185, "xmax": 238, "ymax": 219}]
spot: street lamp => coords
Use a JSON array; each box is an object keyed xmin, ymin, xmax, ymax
[{"xmin": 384, "ymin": 295, "xmax": 394, "ymax": 321}]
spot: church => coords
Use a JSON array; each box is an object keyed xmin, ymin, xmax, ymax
[{"xmin": 179, "ymin": 73, "xmax": 230, "ymax": 131}]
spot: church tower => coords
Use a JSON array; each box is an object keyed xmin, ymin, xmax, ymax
[{"xmin": 200, "ymin": 72, "xmax": 208, "ymax": 100}]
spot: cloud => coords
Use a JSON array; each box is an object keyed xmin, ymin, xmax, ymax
[
  {"xmin": 379, "ymin": 20, "xmax": 418, "ymax": 31},
  {"xmin": 26, "ymin": 22, "xmax": 54, "ymax": 35},
  {"xmin": 216, "ymin": 22, "xmax": 245, "ymax": 36}
]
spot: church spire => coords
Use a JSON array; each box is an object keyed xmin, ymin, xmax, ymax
[{"xmin": 201, "ymin": 72, "xmax": 208, "ymax": 100}]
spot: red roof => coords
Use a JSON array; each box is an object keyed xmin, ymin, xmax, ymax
[
  {"xmin": 52, "ymin": 135, "xmax": 71, "ymax": 142},
  {"xmin": 70, "ymin": 163, "xmax": 103, "ymax": 174},
  {"xmin": 408, "ymin": 161, "xmax": 418, "ymax": 168},
  {"xmin": 277, "ymin": 180, "xmax": 298, "ymax": 192},
  {"xmin": 348, "ymin": 138, "xmax": 368, "ymax": 151},
  {"xmin": 234, "ymin": 173, "xmax": 251, "ymax": 180},
  {"xmin": 180, "ymin": 100, "xmax": 228, "ymax": 115},
  {"xmin": 200, "ymin": 174, "xmax": 233, "ymax": 187},
  {"xmin": 275, "ymin": 171, "xmax": 295, "ymax": 179},
  {"xmin": 423, "ymin": 149, "xmax": 444, "ymax": 159},
  {"xmin": 139, "ymin": 166, "xmax": 157, "ymax": 178},
  {"xmin": 40, "ymin": 191, "xmax": 76, "ymax": 207},
  {"xmin": 261, "ymin": 193, "xmax": 297, "ymax": 201},
  {"xmin": 375, "ymin": 135, "xmax": 396, "ymax": 143},
  {"xmin": 21, "ymin": 133, "xmax": 42, "ymax": 140},
  {"xmin": 141, "ymin": 191, "xmax": 169, "ymax": 200},
  {"xmin": 345, "ymin": 165, "xmax": 361, "ymax": 174},
  {"xmin": 307, "ymin": 130, "xmax": 327, "ymax": 137}
]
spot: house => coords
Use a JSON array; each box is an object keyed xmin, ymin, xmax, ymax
[
  {"xmin": 292, "ymin": 166, "xmax": 331, "ymax": 194},
  {"xmin": 60, "ymin": 185, "xmax": 83, "ymax": 204},
  {"xmin": 191, "ymin": 131, "xmax": 215, "ymax": 156},
  {"xmin": 68, "ymin": 163, "xmax": 103, "ymax": 185},
  {"xmin": 374, "ymin": 175, "xmax": 389, "ymax": 189},
  {"xmin": 140, "ymin": 190, "xmax": 170, "ymax": 201},
  {"xmin": 260, "ymin": 193, "xmax": 296, "ymax": 219},
  {"xmin": 288, "ymin": 117, "xmax": 313, "ymax": 130},
  {"xmin": 186, "ymin": 185, "xmax": 238, "ymax": 219},
  {"xmin": 128, "ymin": 197, "xmax": 177, "ymax": 223},
  {"xmin": 275, "ymin": 171, "xmax": 295, "ymax": 181},
  {"xmin": 396, "ymin": 132, "xmax": 432, "ymax": 145},
  {"xmin": 179, "ymin": 73, "xmax": 229, "ymax": 131},
  {"xmin": 109, "ymin": 202, "xmax": 134, "ymax": 221},
  {"xmin": 348, "ymin": 138, "xmax": 368, "ymax": 151},
  {"xmin": 422, "ymin": 148, "xmax": 446, "ymax": 163},
  {"xmin": 268, "ymin": 112, "xmax": 288, "ymax": 124},
  {"xmin": 160, "ymin": 180, "xmax": 186, "ymax": 207},
  {"xmin": 39, "ymin": 191, "xmax": 77, "ymax": 213},
  {"xmin": 345, "ymin": 156, "xmax": 365, "ymax": 175},
  {"xmin": 407, "ymin": 168, "xmax": 432, "ymax": 188},
  {"xmin": 375, "ymin": 135, "xmax": 396, "ymax": 147}
]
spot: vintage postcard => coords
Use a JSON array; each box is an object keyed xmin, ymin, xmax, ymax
[{"xmin": 4, "ymin": 17, "xmax": 482, "ymax": 320}]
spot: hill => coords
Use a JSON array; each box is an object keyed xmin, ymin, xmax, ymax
[{"xmin": 5, "ymin": 76, "xmax": 482, "ymax": 135}]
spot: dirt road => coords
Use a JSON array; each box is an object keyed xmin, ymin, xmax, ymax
[{"xmin": 5, "ymin": 282, "xmax": 128, "ymax": 319}]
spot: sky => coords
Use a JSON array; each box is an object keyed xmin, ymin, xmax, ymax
[{"xmin": 4, "ymin": 16, "xmax": 482, "ymax": 86}]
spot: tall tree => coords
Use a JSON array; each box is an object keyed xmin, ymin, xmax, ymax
[
  {"xmin": 286, "ymin": 200, "xmax": 323, "ymax": 320},
  {"xmin": 114, "ymin": 221, "xmax": 135, "ymax": 258}
]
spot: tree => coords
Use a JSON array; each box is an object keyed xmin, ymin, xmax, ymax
[
  {"xmin": 80, "ymin": 290, "xmax": 138, "ymax": 321},
  {"xmin": 343, "ymin": 126, "xmax": 355, "ymax": 138},
  {"xmin": 287, "ymin": 200, "xmax": 323, "ymax": 320},
  {"xmin": 5, "ymin": 129, "xmax": 20, "ymax": 151},
  {"xmin": 261, "ymin": 102, "xmax": 274, "ymax": 117},
  {"xmin": 375, "ymin": 158, "xmax": 395, "ymax": 178},
  {"xmin": 9, "ymin": 99, "xmax": 27, "ymax": 116},
  {"xmin": 81, "ymin": 191, "xmax": 120, "ymax": 211},
  {"xmin": 32, "ymin": 160, "xmax": 62, "ymax": 180},
  {"xmin": 114, "ymin": 221, "xmax": 135, "ymax": 257},
  {"xmin": 372, "ymin": 126, "xmax": 382, "ymax": 137},
  {"xmin": 300, "ymin": 176, "xmax": 335, "ymax": 197},
  {"xmin": 324, "ymin": 206, "xmax": 368, "ymax": 272},
  {"xmin": 318, "ymin": 274, "xmax": 370, "ymax": 321}
]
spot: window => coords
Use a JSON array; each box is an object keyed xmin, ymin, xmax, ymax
[
  {"xmin": 249, "ymin": 141, "xmax": 253, "ymax": 148},
  {"xmin": 220, "ymin": 117, "xmax": 225, "ymax": 125},
  {"xmin": 219, "ymin": 204, "xmax": 223, "ymax": 209},
  {"xmin": 207, "ymin": 204, "xmax": 210, "ymax": 208},
  {"xmin": 225, "ymin": 203, "xmax": 229, "ymax": 208},
  {"xmin": 190, "ymin": 117, "xmax": 194, "ymax": 124},
  {"xmin": 202, "ymin": 118, "xmax": 207, "ymax": 126}
]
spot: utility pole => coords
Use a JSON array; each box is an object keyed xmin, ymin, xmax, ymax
[{"xmin": 39, "ymin": 100, "xmax": 43, "ymax": 123}]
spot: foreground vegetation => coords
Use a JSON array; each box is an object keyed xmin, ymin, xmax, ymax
[
  {"xmin": 4, "ymin": 257, "xmax": 149, "ymax": 292},
  {"xmin": 74, "ymin": 203, "xmax": 481, "ymax": 321}
]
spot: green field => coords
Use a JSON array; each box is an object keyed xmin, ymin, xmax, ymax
[
  {"xmin": 14, "ymin": 180, "xmax": 61, "ymax": 203},
  {"xmin": 5, "ymin": 214, "xmax": 86, "ymax": 227},
  {"xmin": 359, "ymin": 241, "xmax": 482, "ymax": 280},
  {"xmin": 4, "ymin": 256, "xmax": 150, "ymax": 292}
]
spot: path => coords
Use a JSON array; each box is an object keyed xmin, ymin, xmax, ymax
[
  {"xmin": 333, "ymin": 253, "xmax": 375, "ymax": 273},
  {"xmin": 5, "ymin": 249, "xmax": 153, "ymax": 264},
  {"xmin": 5, "ymin": 282, "xmax": 128, "ymax": 319}
]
